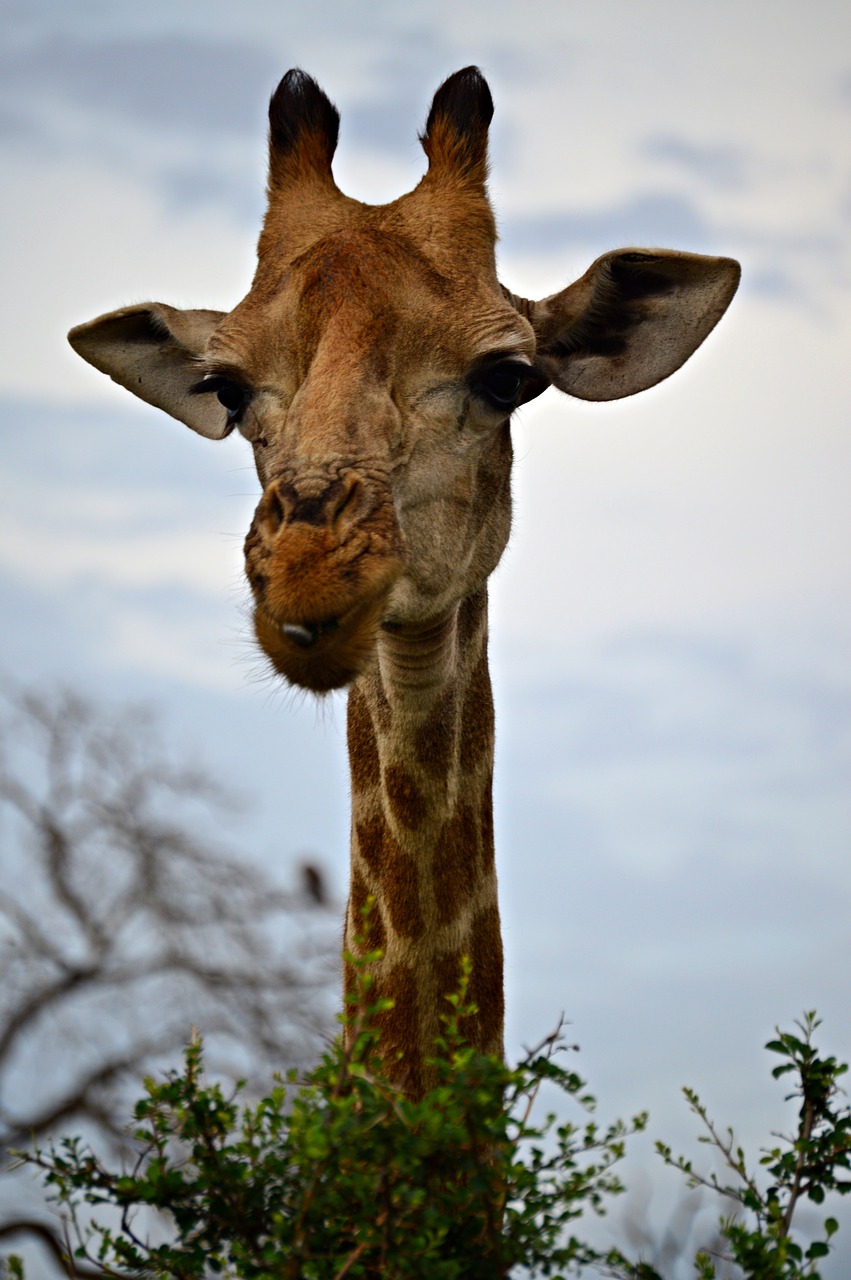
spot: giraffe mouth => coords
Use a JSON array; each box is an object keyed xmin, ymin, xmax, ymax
[
  {"xmin": 252, "ymin": 580, "xmax": 397, "ymax": 693},
  {"xmin": 245, "ymin": 485, "xmax": 405, "ymax": 691}
]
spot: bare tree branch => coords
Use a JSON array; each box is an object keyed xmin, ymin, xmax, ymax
[
  {"xmin": 0, "ymin": 1219, "xmax": 103, "ymax": 1280},
  {"xmin": 0, "ymin": 685, "xmax": 339, "ymax": 1276}
]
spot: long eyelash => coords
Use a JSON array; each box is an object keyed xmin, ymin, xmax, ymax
[
  {"xmin": 189, "ymin": 374, "xmax": 232, "ymax": 396},
  {"xmin": 472, "ymin": 360, "xmax": 549, "ymax": 409},
  {"xmin": 188, "ymin": 372, "xmax": 251, "ymax": 437}
]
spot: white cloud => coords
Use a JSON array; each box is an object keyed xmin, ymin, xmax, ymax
[
  {"xmin": 0, "ymin": 509, "xmax": 238, "ymax": 594},
  {"xmin": 105, "ymin": 603, "xmax": 252, "ymax": 690}
]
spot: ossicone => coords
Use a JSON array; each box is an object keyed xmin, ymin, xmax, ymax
[
  {"xmin": 268, "ymin": 68, "xmax": 341, "ymax": 187},
  {"xmin": 420, "ymin": 66, "xmax": 494, "ymax": 185}
]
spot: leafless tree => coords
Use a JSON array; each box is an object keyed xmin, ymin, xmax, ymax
[
  {"xmin": 0, "ymin": 686, "xmax": 338, "ymax": 1276},
  {"xmin": 614, "ymin": 1180, "xmax": 735, "ymax": 1280}
]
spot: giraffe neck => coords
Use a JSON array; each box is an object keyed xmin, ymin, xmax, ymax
[{"xmin": 345, "ymin": 587, "xmax": 502, "ymax": 1095}]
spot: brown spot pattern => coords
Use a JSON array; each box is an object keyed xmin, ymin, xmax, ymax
[
  {"xmin": 374, "ymin": 962, "xmax": 422, "ymax": 1096},
  {"xmin": 432, "ymin": 802, "xmax": 479, "ymax": 925},
  {"xmin": 348, "ymin": 868, "xmax": 386, "ymax": 954},
  {"xmin": 383, "ymin": 856, "xmax": 424, "ymax": 941},
  {"xmin": 459, "ymin": 649, "xmax": 494, "ymax": 773},
  {"xmin": 347, "ymin": 685, "xmax": 380, "ymax": 793},
  {"xmin": 414, "ymin": 682, "xmax": 457, "ymax": 780},
  {"xmin": 383, "ymin": 763, "xmax": 428, "ymax": 831},
  {"xmin": 433, "ymin": 948, "xmax": 465, "ymax": 1010},
  {"xmin": 354, "ymin": 814, "xmax": 386, "ymax": 873},
  {"xmin": 479, "ymin": 770, "xmax": 495, "ymax": 872},
  {"xmin": 355, "ymin": 817, "xmax": 424, "ymax": 940},
  {"xmin": 434, "ymin": 948, "xmax": 482, "ymax": 1046},
  {"xmin": 343, "ymin": 954, "xmax": 358, "ymax": 1013},
  {"xmin": 469, "ymin": 905, "xmax": 504, "ymax": 1047},
  {"xmin": 369, "ymin": 667, "xmax": 393, "ymax": 732}
]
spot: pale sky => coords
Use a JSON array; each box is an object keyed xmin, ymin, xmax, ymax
[{"xmin": 2, "ymin": 0, "xmax": 850, "ymax": 1270}]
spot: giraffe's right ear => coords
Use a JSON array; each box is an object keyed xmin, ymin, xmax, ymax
[
  {"xmin": 505, "ymin": 250, "xmax": 741, "ymax": 402},
  {"xmin": 68, "ymin": 303, "xmax": 231, "ymax": 439},
  {"xmin": 267, "ymin": 68, "xmax": 340, "ymax": 193}
]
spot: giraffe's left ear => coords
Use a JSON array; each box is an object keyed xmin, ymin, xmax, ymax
[
  {"xmin": 506, "ymin": 249, "xmax": 740, "ymax": 402},
  {"xmin": 420, "ymin": 66, "xmax": 494, "ymax": 187}
]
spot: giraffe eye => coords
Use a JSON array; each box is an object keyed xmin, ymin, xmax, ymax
[
  {"xmin": 481, "ymin": 366, "xmax": 522, "ymax": 405},
  {"xmin": 215, "ymin": 382, "xmax": 247, "ymax": 417},
  {"xmin": 473, "ymin": 360, "xmax": 549, "ymax": 412},
  {"xmin": 189, "ymin": 373, "xmax": 252, "ymax": 427}
]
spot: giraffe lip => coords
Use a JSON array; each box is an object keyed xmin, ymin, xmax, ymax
[
  {"xmin": 251, "ymin": 555, "xmax": 404, "ymax": 692},
  {"xmin": 254, "ymin": 589, "xmax": 390, "ymax": 692}
]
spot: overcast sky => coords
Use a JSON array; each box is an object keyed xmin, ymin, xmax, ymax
[{"xmin": 2, "ymin": 0, "xmax": 850, "ymax": 1270}]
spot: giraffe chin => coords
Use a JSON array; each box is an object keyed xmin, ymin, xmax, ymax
[{"xmin": 253, "ymin": 588, "xmax": 394, "ymax": 692}]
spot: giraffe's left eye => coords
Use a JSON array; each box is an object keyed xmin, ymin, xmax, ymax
[
  {"xmin": 215, "ymin": 382, "xmax": 247, "ymax": 419},
  {"xmin": 189, "ymin": 374, "xmax": 252, "ymax": 428}
]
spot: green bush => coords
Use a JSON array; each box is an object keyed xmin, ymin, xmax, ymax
[
  {"xmin": 16, "ymin": 956, "xmax": 643, "ymax": 1278},
  {"xmin": 654, "ymin": 1010, "xmax": 850, "ymax": 1280},
  {"xmin": 8, "ymin": 962, "xmax": 850, "ymax": 1279}
]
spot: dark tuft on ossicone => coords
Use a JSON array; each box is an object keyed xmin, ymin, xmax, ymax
[
  {"xmin": 269, "ymin": 68, "xmax": 340, "ymax": 164},
  {"xmin": 425, "ymin": 66, "xmax": 494, "ymax": 139}
]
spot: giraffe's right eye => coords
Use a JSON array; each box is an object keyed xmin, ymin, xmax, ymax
[
  {"xmin": 189, "ymin": 373, "xmax": 252, "ymax": 428},
  {"xmin": 471, "ymin": 359, "xmax": 549, "ymax": 414}
]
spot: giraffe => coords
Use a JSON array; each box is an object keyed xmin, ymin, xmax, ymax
[{"xmin": 68, "ymin": 67, "xmax": 739, "ymax": 1095}]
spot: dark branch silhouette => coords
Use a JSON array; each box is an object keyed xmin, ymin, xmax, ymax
[{"xmin": 0, "ymin": 686, "xmax": 338, "ymax": 1277}]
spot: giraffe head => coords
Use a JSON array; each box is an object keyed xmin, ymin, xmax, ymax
[{"xmin": 69, "ymin": 68, "xmax": 739, "ymax": 692}]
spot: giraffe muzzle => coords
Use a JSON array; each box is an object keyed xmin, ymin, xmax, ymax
[{"xmin": 243, "ymin": 469, "xmax": 405, "ymax": 690}]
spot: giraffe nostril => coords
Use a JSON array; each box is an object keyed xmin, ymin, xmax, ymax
[
  {"xmin": 267, "ymin": 488, "xmax": 286, "ymax": 533},
  {"xmin": 280, "ymin": 619, "xmax": 341, "ymax": 648},
  {"xmin": 332, "ymin": 475, "xmax": 365, "ymax": 530},
  {"xmin": 282, "ymin": 623, "xmax": 318, "ymax": 648}
]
